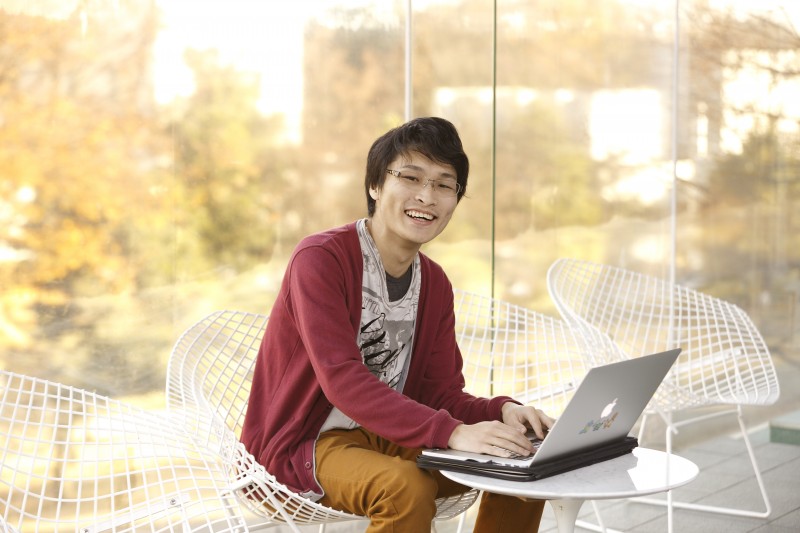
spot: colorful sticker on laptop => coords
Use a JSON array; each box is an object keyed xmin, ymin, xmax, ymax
[{"xmin": 579, "ymin": 398, "xmax": 619, "ymax": 434}]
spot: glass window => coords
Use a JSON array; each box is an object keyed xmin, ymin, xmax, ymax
[{"xmin": 1, "ymin": 0, "xmax": 797, "ymax": 406}]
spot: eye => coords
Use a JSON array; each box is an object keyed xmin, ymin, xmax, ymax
[
  {"xmin": 400, "ymin": 173, "xmax": 422, "ymax": 183},
  {"xmin": 436, "ymin": 181, "xmax": 458, "ymax": 192}
]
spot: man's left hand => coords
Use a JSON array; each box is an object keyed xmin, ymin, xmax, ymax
[{"xmin": 501, "ymin": 402, "xmax": 555, "ymax": 440}]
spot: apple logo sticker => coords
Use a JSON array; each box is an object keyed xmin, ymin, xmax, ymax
[
  {"xmin": 580, "ymin": 398, "xmax": 620, "ymax": 434},
  {"xmin": 601, "ymin": 398, "xmax": 618, "ymax": 418}
]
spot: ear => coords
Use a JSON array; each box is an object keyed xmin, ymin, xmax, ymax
[{"xmin": 369, "ymin": 188, "xmax": 379, "ymax": 200}]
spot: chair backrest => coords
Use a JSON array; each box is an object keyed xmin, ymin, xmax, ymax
[
  {"xmin": 547, "ymin": 258, "xmax": 780, "ymax": 407},
  {"xmin": 0, "ymin": 370, "xmax": 246, "ymax": 532},
  {"xmin": 453, "ymin": 289, "xmax": 591, "ymax": 415},
  {"xmin": 166, "ymin": 310, "xmax": 268, "ymax": 452}
]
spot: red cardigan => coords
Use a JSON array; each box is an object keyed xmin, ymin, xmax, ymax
[{"xmin": 241, "ymin": 222, "xmax": 512, "ymax": 497}]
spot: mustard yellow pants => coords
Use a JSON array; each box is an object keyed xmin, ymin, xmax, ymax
[{"xmin": 316, "ymin": 427, "xmax": 545, "ymax": 532}]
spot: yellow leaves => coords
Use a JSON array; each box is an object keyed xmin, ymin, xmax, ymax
[
  {"xmin": 3, "ymin": 108, "xmax": 152, "ymax": 281},
  {"xmin": 0, "ymin": 286, "xmax": 38, "ymax": 348}
]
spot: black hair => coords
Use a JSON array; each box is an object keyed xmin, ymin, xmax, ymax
[{"xmin": 364, "ymin": 117, "xmax": 469, "ymax": 216}]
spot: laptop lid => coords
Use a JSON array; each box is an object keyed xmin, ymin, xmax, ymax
[{"xmin": 531, "ymin": 348, "xmax": 681, "ymax": 465}]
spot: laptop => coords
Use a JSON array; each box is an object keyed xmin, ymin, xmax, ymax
[{"xmin": 417, "ymin": 348, "xmax": 681, "ymax": 481}]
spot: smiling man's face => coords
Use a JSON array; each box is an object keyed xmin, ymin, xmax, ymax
[{"xmin": 368, "ymin": 151, "xmax": 459, "ymax": 260}]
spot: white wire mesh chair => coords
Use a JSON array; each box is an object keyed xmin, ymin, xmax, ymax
[
  {"xmin": 453, "ymin": 288, "xmax": 592, "ymax": 415},
  {"xmin": 165, "ymin": 310, "xmax": 480, "ymax": 533},
  {"xmin": 546, "ymin": 257, "xmax": 781, "ymax": 528},
  {"xmin": 0, "ymin": 370, "xmax": 248, "ymax": 533},
  {"xmin": 453, "ymin": 289, "xmax": 618, "ymax": 533}
]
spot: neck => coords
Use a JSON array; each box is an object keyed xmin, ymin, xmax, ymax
[{"xmin": 366, "ymin": 218, "xmax": 419, "ymax": 278}]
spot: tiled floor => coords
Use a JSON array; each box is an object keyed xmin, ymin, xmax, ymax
[{"xmin": 562, "ymin": 431, "xmax": 800, "ymax": 533}]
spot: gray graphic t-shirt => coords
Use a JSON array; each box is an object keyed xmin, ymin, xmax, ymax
[{"xmin": 320, "ymin": 219, "xmax": 421, "ymax": 432}]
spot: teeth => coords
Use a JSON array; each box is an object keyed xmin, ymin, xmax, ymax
[{"xmin": 407, "ymin": 210, "xmax": 434, "ymax": 220}]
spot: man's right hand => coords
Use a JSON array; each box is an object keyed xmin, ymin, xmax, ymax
[{"xmin": 447, "ymin": 420, "xmax": 536, "ymax": 458}]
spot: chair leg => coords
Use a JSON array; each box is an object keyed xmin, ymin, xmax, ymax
[
  {"xmin": 632, "ymin": 405, "xmax": 771, "ymax": 527},
  {"xmin": 455, "ymin": 504, "xmax": 469, "ymax": 533},
  {"xmin": 574, "ymin": 501, "xmax": 624, "ymax": 533},
  {"xmin": 637, "ymin": 412, "xmax": 649, "ymax": 442},
  {"xmin": 735, "ymin": 405, "xmax": 773, "ymax": 518},
  {"xmin": 590, "ymin": 500, "xmax": 607, "ymax": 533},
  {"xmin": 453, "ymin": 489, "xmax": 480, "ymax": 533},
  {"xmin": 666, "ymin": 410, "xmax": 674, "ymax": 533}
]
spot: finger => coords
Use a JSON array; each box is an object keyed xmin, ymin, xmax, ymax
[
  {"xmin": 488, "ymin": 444, "xmax": 520, "ymax": 458},
  {"xmin": 488, "ymin": 442, "xmax": 530, "ymax": 458},
  {"xmin": 525, "ymin": 413, "xmax": 545, "ymax": 439},
  {"xmin": 535, "ymin": 410, "xmax": 556, "ymax": 431},
  {"xmin": 528, "ymin": 409, "xmax": 556, "ymax": 438},
  {"xmin": 501, "ymin": 404, "xmax": 527, "ymax": 431},
  {"xmin": 510, "ymin": 419, "xmax": 528, "ymax": 433},
  {"xmin": 496, "ymin": 428, "xmax": 536, "ymax": 455},
  {"xmin": 508, "ymin": 405, "xmax": 540, "ymax": 434}
]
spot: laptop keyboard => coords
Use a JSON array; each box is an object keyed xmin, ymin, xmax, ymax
[{"xmin": 504, "ymin": 435, "xmax": 543, "ymax": 459}]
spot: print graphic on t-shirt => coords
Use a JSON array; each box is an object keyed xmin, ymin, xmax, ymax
[
  {"xmin": 359, "ymin": 310, "xmax": 413, "ymax": 388},
  {"xmin": 355, "ymin": 218, "xmax": 418, "ymax": 396}
]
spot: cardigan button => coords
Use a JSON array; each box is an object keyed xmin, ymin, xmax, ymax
[{"xmin": 305, "ymin": 461, "xmax": 312, "ymax": 469}]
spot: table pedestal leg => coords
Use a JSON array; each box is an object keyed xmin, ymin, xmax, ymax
[{"xmin": 548, "ymin": 499, "xmax": 584, "ymax": 533}]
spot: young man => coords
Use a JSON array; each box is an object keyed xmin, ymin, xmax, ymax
[{"xmin": 242, "ymin": 117, "xmax": 554, "ymax": 532}]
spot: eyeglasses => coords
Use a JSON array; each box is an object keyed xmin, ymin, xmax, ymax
[{"xmin": 386, "ymin": 169, "xmax": 462, "ymax": 198}]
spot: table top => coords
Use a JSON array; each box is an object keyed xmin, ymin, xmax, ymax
[{"xmin": 440, "ymin": 447, "xmax": 698, "ymax": 501}]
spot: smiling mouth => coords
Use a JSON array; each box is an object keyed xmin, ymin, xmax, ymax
[{"xmin": 406, "ymin": 209, "xmax": 435, "ymax": 221}]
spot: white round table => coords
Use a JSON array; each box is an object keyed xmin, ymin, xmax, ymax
[{"xmin": 441, "ymin": 447, "xmax": 698, "ymax": 533}]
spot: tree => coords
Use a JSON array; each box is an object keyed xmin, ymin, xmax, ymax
[
  {"xmin": 299, "ymin": 7, "xmax": 406, "ymax": 235},
  {"xmin": 411, "ymin": 0, "xmax": 648, "ymax": 236},
  {"xmin": 709, "ymin": 125, "xmax": 800, "ymax": 204},
  {"xmin": 0, "ymin": 5, "xmax": 165, "ymax": 384},
  {"xmin": 684, "ymin": 3, "xmax": 799, "ymax": 155},
  {"xmin": 168, "ymin": 49, "xmax": 287, "ymax": 275}
]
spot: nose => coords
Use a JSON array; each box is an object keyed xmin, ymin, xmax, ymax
[{"xmin": 415, "ymin": 179, "xmax": 437, "ymax": 203}]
